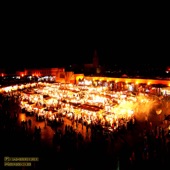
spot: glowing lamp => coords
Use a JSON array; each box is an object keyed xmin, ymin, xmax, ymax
[{"xmin": 156, "ymin": 109, "xmax": 162, "ymax": 115}]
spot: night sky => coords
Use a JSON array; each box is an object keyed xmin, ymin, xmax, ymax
[{"xmin": 1, "ymin": 7, "xmax": 169, "ymax": 72}]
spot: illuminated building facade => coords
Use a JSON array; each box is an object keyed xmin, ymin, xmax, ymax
[
  {"xmin": 14, "ymin": 67, "xmax": 170, "ymax": 93},
  {"xmin": 16, "ymin": 67, "xmax": 65, "ymax": 82},
  {"xmin": 75, "ymin": 75, "xmax": 170, "ymax": 95}
]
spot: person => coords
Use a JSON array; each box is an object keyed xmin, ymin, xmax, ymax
[
  {"xmin": 44, "ymin": 118, "xmax": 47, "ymax": 128},
  {"xmin": 38, "ymin": 126, "xmax": 41, "ymax": 134},
  {"xmin": 28, "ymin": 119, "xmax": 32, "ymax": 128}
]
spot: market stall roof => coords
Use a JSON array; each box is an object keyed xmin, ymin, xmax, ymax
[
  {"xmin": 78, "ymin": 104, "xmax": 102, "ymax": 112},
  {"xmin": 151, "ymin": 84, "xmax": 168, "ymax": 88}
]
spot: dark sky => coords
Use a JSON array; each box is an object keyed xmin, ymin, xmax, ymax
[{"xmin": 1, "ymin": 7, "xmax": 169, "ymax": 72}]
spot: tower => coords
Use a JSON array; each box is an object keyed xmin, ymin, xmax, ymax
[{"xmin": 93, "ymin": 49, "xmax": 99, "ymax": 68}]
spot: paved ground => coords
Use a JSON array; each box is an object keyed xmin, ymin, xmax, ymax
[
  {"xmin": 15, "ymin": 110, "xmax": 170, "ymax": 169},
  {"xmin": 17, "ymin": 112, "xmax": 91, "ymax": 146},
  {"xmin": 1, "ymin": 94, "xmax": 170, "ymax": 170}
]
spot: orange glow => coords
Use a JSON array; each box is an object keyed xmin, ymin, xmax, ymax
[
  {"xmin": 76, "ymin": 75, "xmax": 84, "ymax": 81},
  {"xmin": 83, "ymin": 76, "xmax": 170, "ymax": 87},
  {"xmin": 20, "ymin": 113, "xmax": 26, "ymax": 122}
]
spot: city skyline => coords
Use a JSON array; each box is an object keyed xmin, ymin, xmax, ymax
[
  {"xmin": 1, "ymin": 9, "xmax": 169, "ymax": 71},
  {"xmin": 2, "ymin": 26, "xmax": 169, "ymax": 71}
]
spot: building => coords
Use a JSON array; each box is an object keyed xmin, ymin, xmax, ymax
[
  {"xmin": 0, "ymin": 69, "xmax": 6, "ymax": 77},
  {"xmin": 16, "ymin": 67, "xmax": 65, "ymax": 82},
  {"xmin": 74, "ymin": 75, "xmax": 170, "ymax": 95},
  {"xmin": 83, "ymin": 49, "xmax": 101, "ymax": 75}
]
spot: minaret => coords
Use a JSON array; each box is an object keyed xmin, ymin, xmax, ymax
[{"xmin": 93, "ymin": 49, "xmax": 99, "ymax": 68}]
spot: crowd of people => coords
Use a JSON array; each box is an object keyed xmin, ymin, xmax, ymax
[{"xmin": 0, "ymin": 82, "xmax": 170, "ymax": 170}]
